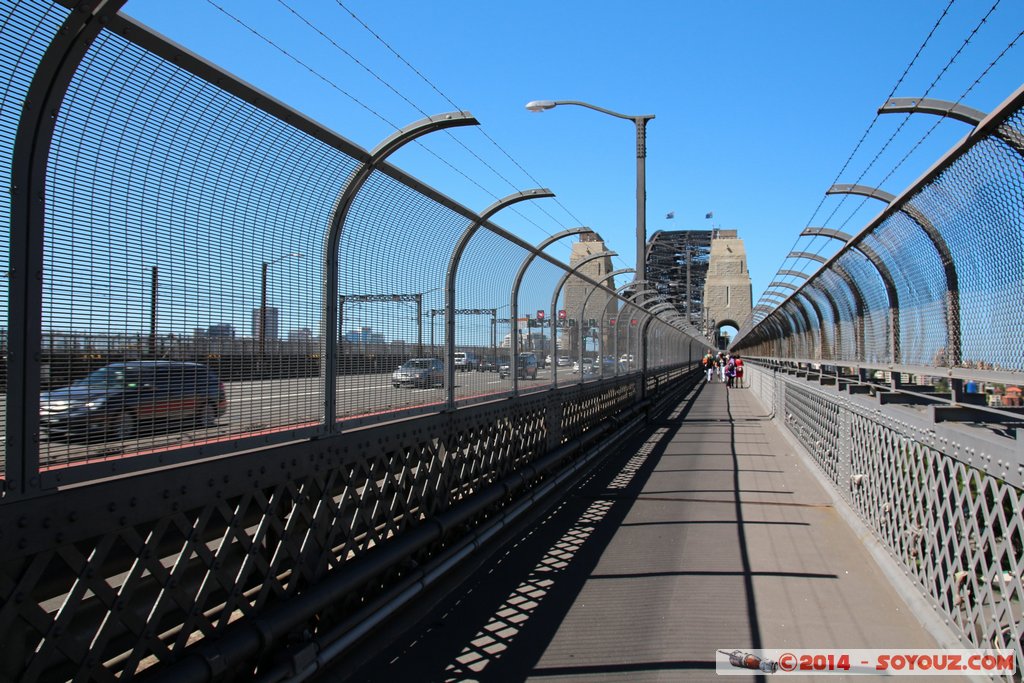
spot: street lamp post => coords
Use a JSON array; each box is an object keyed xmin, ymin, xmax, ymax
[
  {"xmin": 259, "ymin": 252, "xmax": 302, "ymax": 372},
  {"xmin": 525, "ymin": 99, "xmax": 654, "ymax": 283}
]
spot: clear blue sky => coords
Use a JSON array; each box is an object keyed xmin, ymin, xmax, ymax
[{"xmin": 122, "ymin": 0, "xmax": 1024, "ymax": 335}]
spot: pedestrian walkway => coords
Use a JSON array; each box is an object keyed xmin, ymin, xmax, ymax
[{"xmin": 342, "ymin": 380, "xmax": 937, "ymax": 682}]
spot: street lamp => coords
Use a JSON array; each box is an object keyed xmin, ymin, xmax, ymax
[
  {"xmin": 260, "ymin": 252, "xmax": 302, "ymax": 363},
  {"xmin": 525, "ymin": 99, "xmax": 655, "ymax": 283}
]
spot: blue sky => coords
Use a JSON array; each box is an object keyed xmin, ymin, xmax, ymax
[{"xmin": 120, "ymin": 0, "xmax": 1024, "ymax": 335}]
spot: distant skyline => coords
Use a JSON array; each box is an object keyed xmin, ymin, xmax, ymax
[{"xmin": 120, "ymin": 0, "xmax": 1024, "ymax": 334}]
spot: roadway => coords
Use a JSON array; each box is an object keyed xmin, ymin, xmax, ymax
[{"xmin": 12, "ymin": 364, "xmax": 636, "ymax": 472}]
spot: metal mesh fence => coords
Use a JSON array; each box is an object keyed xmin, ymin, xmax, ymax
[
  {"xmin": 735, "ymin": 88, "xmax": 1024, "ymax": 382},
  {"xmin": 2, "ymin": 0, "xmax": 705, "ymax": 485},
  {"xmin": 749, "ymin": 364, "xmax": 1024, "ymax": 672}
]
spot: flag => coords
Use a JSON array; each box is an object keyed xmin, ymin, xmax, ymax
[
  {"xmin": 665, "ymin": 211, "xmax": 675, "ymax": 219},
  {"xmin": 705, "ymin": 211, "xmax": 714, "ymax": 219}
]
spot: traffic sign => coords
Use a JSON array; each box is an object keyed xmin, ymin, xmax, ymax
[
  {"xmin": 536, "ymin": 310, "xmax": 545, "ymax": 320},
  {"xmin": 558, "ymin": 309, "xmax": 567, "ymax": 320}
]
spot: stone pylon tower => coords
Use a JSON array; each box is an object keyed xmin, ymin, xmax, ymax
[{"xmin": 702, "ymin": 229, "xmax": 752, "ymax": 344}]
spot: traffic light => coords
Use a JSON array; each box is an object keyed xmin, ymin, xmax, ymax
[
  {"xmin": 609, "ymin": 318, "xmax": 616, "ymax": 326},
  {"xmin": 588, "ymin": 319, "xmax": 597, "ymax": 328},
  {"xmin": 557, "ymin": 309, "xmax": 567, "ymax": 320},
  {"xmin": 536, "ymin": 310, "xmax": 545, "ymax": 320}
]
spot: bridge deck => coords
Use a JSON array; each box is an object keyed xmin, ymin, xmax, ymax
[{"xmin": 342, "ymin": 379, "xmax": 938, "ymax": 681}]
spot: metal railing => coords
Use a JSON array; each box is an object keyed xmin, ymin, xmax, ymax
[
  {"xmin": 0, "ymin": 1, "xmax": 708, "ymax": 680},
  {"xmin": 746, "ymin": 363, "xmax": 1023, "ymax": 674}
]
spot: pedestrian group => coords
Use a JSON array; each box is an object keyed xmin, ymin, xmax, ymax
[{"xmin": 702, "ymin": 351, "xmax": 744, "ymax": 388}]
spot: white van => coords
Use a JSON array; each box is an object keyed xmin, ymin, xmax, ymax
[{"xmin": 454, "ymin": 352, "xmax": 478, "ymax": 371}]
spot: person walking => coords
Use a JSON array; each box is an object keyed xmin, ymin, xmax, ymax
[
  {"xmin": 726, "ymin": 355, "xmax": 737, "ymax": 388},
  {"xmin": 702, "ymin": 352, "xmax": 715, "ymax": 383},
  {"xmin": 733, "ymin": 354, "xmax": 745, "ymax": 388},
  {"xmin": 717, "ymin": 352, "xmax": 728, "ymax": 383}
]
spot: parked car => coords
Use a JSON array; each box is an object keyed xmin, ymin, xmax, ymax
[
  {"xmin": 454, "ymin": 351, "xmax": 478, "ymax": 372},
  {"xmin": 499, "ymin": 352, "xmax": 538, "ymax": 379},
  {"xmin": 39, "ymin": 361, "xmax": 227, "ymax": 441},
  {"xmin": 392, "ymin": 358, "xmax": 444, "ymax": 388}
]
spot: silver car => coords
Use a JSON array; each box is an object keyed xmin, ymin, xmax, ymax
[{"xmin": 392, "ymin": 358, "xmax": 444, "ymax": 388}]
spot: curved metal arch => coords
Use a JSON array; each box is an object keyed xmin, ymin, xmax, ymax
[
  {"xmin": 788, "ymin": 250, "xmax": 829, "ymax": 264},
  {"xmin": 831, "ymin": 263, "xmax": 867, "ymax": 361},
  {"xmin": 878, "ymin": 97, "xmax": 986, "ymax": 126},
  {"xmin": 799, "ymin": 229, "xmax": 902, "ymax": 363},
  {"xmin": 322, "ymin": 111, "xmax": 480, "ymax": 424},
  {"xmin": 767, "ymin": 281, "xmax": 799, "ymax": 291},
  {"xmin": 828, "ymin": 183, "xmax": 960, "ymax": 365},
  {"xmin": 801, "ymin": 226, "xmax": 854, "ymax": 242},
  {"xmin": 509, "ymin": 226, "xmax": 591, "ymax": 392},
  {"xmin": 444, "ymin": 188, "xmax": 554, "ymax": 401},
  {"xmin": 579, "ymin": 265, "xmax": 629, "ymax": 380},
  {"xmin": 778, "ymin": 303, "xmax": 808, "ymax": 359},
  {"xmin": 793, "ymin": 290, "xmax": 827, "ymax": 360},
  {"xmin": 808, "ymin": 276, "xmax": 847, "ymax": 361},
  {"xmin": 778, "ymin": 269, "xmax": 811, "ymax": 280},
  {"xmin": 549, "ymin": 250, "xmax": 617, "ymax": 387},
  {"xmin": 9, "ymin": 0, "xmax": 131, "ymax": 494}
]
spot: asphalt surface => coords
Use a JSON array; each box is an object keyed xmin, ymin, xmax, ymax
[{"xmin": 12, "ymin": 364, "xmax": 635, "ymax": 470}]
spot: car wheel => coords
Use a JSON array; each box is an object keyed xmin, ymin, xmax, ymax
[
  {"xmin": 114, "ymin": 411, "xmax": 137, "ymax": 440},
  {"xmin": 200, "ymin": 402, "xmax": 219, "ymax": 427}
]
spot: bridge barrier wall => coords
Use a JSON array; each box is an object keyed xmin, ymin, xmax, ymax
[
  {"xmin": 0, "ymin": 0, "xmax": 709, "ymax": 680},
  {"xmin": 747, "ymin": 363, "xmax": 1024, "ymax": 670}
]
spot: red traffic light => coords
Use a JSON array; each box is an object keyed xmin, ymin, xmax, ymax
[
  {"xmin": 536, "ymin": 310, "xmax": 545, "ymax": 320},
  {"xmin": 558, "ymin": 309, "xmax": 567, "ymax": 320},
  {"xmin": 609, "ymin": 318, "xmax": 616, "ymax": 326},
  {"xmin": 630, "ymin": 318, "xmax": 638, "ymax": 326}
]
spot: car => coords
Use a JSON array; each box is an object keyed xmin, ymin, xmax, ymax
[
  {"xmin": 478, "ymin": 357, "xmax": 499, "ymax": 372},
  {"xmin": 499, "ymin": 352, "xmax": 538, "ymax": 379},
  {"xmin": 454, "ymin": 352, "xmax": 478, "ymax": 372},
  {"xmin": 572, "ymin": 358, "xmax": 597, "ymax": 375},
  {"xmin": 556, "ymin": 356, "xmax": 572, "ymax": 367},
  {"xmin": 392, "ymin": 358, "xmax": 444, "ymax": 388},
  {"xmin": 39, "ymin": 361, "xmax": 227, "ymax": 441}
]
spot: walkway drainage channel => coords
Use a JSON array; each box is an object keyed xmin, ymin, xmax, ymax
[{"xmin": 149, "ymin": 371, "xmax": 699, "ymax": 683}]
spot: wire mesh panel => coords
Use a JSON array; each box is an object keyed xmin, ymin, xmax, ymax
[
  {"xmin": 37, "ymin": 25, "xmax": 353, "ymax": 472},
  {"xmin": 912, "ymin": 132, "xmax": 1024, "ymax": 371},
  {"xmin": 450, "ymin": 228, "xmax": 526, "ymax": 404},
  {"xmin": 515, "ymin": 256, "xmax": 563, "ymax": 393},
  {"xmin": 336, "ymin": 169, "xmax": 466, "ymax": 421},
  {"xmin": 748, "ymin": 365, "xmax": 1024, "ymax": 671},
  {"xmin": 836, "ymin": 249, "xmax": 891, "ymax": 363},
  {"xmin": 817, "ymin": 270, "xmax": 858, "ymax": 361},
  {"xmin": 869, "ymin": 212, "xmax": 949, "ymax": 366}
]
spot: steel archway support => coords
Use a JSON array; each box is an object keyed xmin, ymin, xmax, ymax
[
  {"xmin": 827, "ymin": 183, "xmax": 960, "ymax": 366},
  {"xmin": 322, "ymin": 111, "xmax": 479, "ymax": 427},
  {"xmin": 509, "ymin": 226, "xmax": 591, "ymax": 393},
  {"xmin": 446, "ymin": 188, "xmax": 555, "ymax": 403},
  {"xmin": 8, "ymin": 0, "xmax": 130, "ymax": 496}
]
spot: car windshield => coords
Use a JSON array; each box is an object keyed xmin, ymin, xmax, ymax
[
  {"xmin": 403, "ymin": 360, "xmax": 433, "ymax": 369},
  {"xmin": 72, "ymin": 366, "xmax": 142, "ymax": 389}
]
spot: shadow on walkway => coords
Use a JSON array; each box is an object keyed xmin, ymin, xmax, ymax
[{"xmin": 337, "ymin": 380, "xmax": 935, "ymax": 682}]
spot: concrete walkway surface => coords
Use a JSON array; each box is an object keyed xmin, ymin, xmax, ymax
[{"xmin": 337, "ymin": 379, "xmax": 937, "ymax": 682}]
